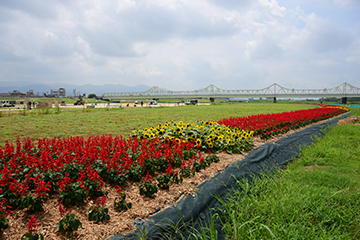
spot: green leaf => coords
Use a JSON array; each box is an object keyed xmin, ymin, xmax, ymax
[
  {"xmin": 66, "ymin": 230, "xmax": 73, "ymax": 238},
  {"xmin": 70, "ymin": 219, "xmax": 81, "ymax": 230},
  {"xmin": 58, "ymin": 223, "xmax": 65, "ymax": 233}
]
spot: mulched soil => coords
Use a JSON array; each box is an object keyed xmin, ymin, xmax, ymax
[{"xmin": 338, "ymin": 116, "xmax": 360, "ymax": 125}]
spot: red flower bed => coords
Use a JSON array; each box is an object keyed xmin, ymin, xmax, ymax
[
  {"xmin": 0, "ymin": 135, "xmax": 201, "ymax": 228},
  {"xmin": 217, "ymin": 105, "xmax": 348, "ymax": 140}
]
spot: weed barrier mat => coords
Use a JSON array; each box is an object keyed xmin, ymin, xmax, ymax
[{"xmin": 107, "ymin": 113, "xmax": 351, "ymax": 240}]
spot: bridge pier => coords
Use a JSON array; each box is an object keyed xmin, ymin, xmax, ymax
[
  {"xmin": 273, "ymin": 97, "xmax": 276, "ymax": 103},
  {"xmin": 341, "ymin": 97, "xmax": 347, "ymax": 104}
]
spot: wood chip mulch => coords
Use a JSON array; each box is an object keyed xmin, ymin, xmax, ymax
[{"xmin": 337, "ymin": 116, "xmax": 360, "ymax": 125}]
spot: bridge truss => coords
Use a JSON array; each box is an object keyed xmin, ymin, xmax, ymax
[{"xmin": 102, "ymin": 82, "xmax": 360, "ymax": 99}]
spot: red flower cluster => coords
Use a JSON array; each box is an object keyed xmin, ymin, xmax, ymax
[
  {"xmin": 27, "ymin": 216, "xmax": 39, "ymax": 233},
  {"xmin": 217, "ymin": 105, "xmax": 347, "ymax": 139},
  {"xmin": 0, "ymin": 135, "xmax": 200, "ymax": 212}
]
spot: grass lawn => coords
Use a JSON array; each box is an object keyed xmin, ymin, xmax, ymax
[
  {"xmin": 219, "ymin": 107, "xmax": 360, "ymax": 239},
  {"xmin": 0, "ymin": 102, "xmax": 315, "ymax": 147}
]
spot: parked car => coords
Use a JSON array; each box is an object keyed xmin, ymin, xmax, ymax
[
  {"xmin": 185, "ymin": 100, "xmax": 198, "ymax": 105},
  {"xmin": 148, "ymin": 100, "xmax": 157, "ymax": 105},
  {"xmin": 0, "ymin": 100, "xmax": 15, "ymax": 108}
]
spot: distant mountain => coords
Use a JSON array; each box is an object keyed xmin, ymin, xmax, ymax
[{"xmin": 0, "ymin": 82, "xmax": 151, "ymax": 97}]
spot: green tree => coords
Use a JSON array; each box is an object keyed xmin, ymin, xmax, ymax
[{"xmin": 88, "ymin": 93, "xmax": 97, "ymax": 99}]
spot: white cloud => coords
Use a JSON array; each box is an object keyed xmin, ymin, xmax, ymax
[
  {"xmin": 260, "ymin": 0, "xmax": 287, "ymax": 17},
  {"xmin": 0, "ymin": 0, "xmax": 359, "ymax": 91},
  {"xmin": 310, "ymin": 58, "xmax": 337, "ymax": 66},
  {"xmin": 302, "ymin": 13, "xmax": 354, "ymax": 52},
  {"xmin": 333, "ymin": 0, "xmax": 360, "ymax": 9}
]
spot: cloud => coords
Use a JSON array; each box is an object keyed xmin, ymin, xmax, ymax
[
  {"xmin": 333, "ymin": 0, "xmax": 360, "ymax": 9},
  {"xmin": 302, "ymin": 13, "xmax": 354, "ymax": 53},
  {"xmin": 0, "ymin": 0, "xmax": 359, "ymax": 91},
  {"xmin": 207, "ymin": 0, "xmax": 252, "ymax": 10},
  {"xmin": 0, "ymin": 0, "xmax": 61, "ymax": 19},
  {"xmin": 310, "ymin": 58, "xmax": 337, "ymax": 66},
  {"xmin": 259, "ymin": 0, "xmax": 287, "ymax": 17},
  {"xmin": 245, "ymin": 38, "xmax": 283, "ymax": 60}
]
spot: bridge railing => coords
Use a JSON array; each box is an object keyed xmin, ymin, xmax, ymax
[{"xmin": 102, "ymin": 82, "xmax": 360, "ymax": 99}]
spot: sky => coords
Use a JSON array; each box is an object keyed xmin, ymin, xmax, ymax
[{"xmin": 0, "ymin": 0, "xmax": 359, "ymax": 92}]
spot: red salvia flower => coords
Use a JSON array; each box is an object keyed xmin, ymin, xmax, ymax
[
  {"xmin": 97, "ymin": 195, "xmax": 108, "ymax": 207},
  {"xmin": 27, "ymin": 216, "xmax": 39, "ymax": 233},
  {"xmin": 59, "ymin": 203, "xmax": 65, "ymax": 218},
  {"xmin": 144, "ymin": 172, "xmax": 152, "ymax": 182},
  {"xmin": 165, "ymin": 164, "xmax": 172, "ymax": 175},
  {"xmin": 115, "ymin": 185, "xmax": 122, "ymax": 194}
]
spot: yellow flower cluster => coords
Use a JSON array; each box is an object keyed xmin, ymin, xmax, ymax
[
  {"xmin": 321, "ymin": 104, "xmax": 350, "ymax": 112},
  {"xmin": 131, "ymin": 120, "xmax": 254, "ymax": 153}
]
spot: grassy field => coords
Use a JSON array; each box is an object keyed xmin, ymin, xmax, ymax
[
  {"xmin": 0, "ymin": 102, "xmax": 315, "ymax": 147},
  {"xmin": 217, "ymin": 107, "xmax": 360, "ymax": 239}
]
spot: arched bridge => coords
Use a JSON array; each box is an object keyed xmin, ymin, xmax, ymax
[{"xmin": 102, "ymin": 82, "xmax": 360, "ymax": 100}]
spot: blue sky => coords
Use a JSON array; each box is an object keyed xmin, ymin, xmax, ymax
[{"xmin": 0, "ymin": 0, "xmax": 359, "ymax": 91}]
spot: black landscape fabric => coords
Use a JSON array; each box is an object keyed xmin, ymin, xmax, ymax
[{"xmin": 107, "ymin": 113, "xmax": 350, "ymax": 240}]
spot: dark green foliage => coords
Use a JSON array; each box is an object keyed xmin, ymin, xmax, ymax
[
  {"xmin": 57, "ymin": 212, "xmax": 82, "ymax": 238},
  {"xmin": 21, "ymin": 232, "xmax": 44, "ymax": 240},
  {"xmin": 19, "ymin": 194, "xmax": 46, "ymax": 213},
  {"xmin": 156, "ymin": 174, "xmax": 172, "ymax": 190},
  {"xmin": 139, "ymin": 181, "xmax": 158, "ymax": 197},
  {"xmin": 179, "ymin": 166, "xmax": 193, "ymax": 178},
  {"xmin": 59, "ymin": 182, "xmax": 87, "ymax": 206},
  {"xmin": 88, "ymin": 205, "xmax": 110, "ymax": 223},
  {"xmin": 114, "ymin": 193, "xmax": 132, "ymax": 211}
]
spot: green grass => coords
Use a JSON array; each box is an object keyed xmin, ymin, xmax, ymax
[
  {"xmin": 220, "ymin": 121, "xmax": 360, "ymax": 239},
  {"xmin": 0, "ymin": 102, "xmax": 315, "ymax": 147}
]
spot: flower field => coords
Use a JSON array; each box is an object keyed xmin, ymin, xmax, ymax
[
  {"xmin": 0, "ymin": 104, "xmax": 348, "ymax": 238},
  {"xmin": 218, "ymin": 104, "xmax": 348, "ymax": 140}
]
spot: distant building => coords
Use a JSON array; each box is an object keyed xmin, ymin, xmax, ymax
[
  {"xmin": 8, "ymin": 90, "xmax": 35, "ymax": 96},
  {"xmin": 50, "ymin": 88, "xmax": 66, "ymax": 98},
  {"xmin": 10, "ymin": 90, "xmax": 24, "ymax": 96},
  {"xmin": 0, "ymin": 89, "xmax": 38, "ymax": 98},
  {"xmin": 0, "ymin": 93, "xmax": 11, "ymax": 98}
]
